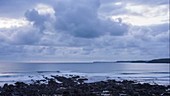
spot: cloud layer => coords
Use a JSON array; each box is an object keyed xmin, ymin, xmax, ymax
[{"xmin": 0, "ymin": 0, "xmax": 169, "ymax": 61}]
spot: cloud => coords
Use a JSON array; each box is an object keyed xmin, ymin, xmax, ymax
[
  {"xmin": 125, "ymin": 0, "xmax": 169, "ymax": 5},
  {"xmin": 0, "ymin": 17, "xmax": 28, "ymax": 28},
  {"xmin": 24, "ymin": 0, "xmax": 129, "ymax": 38},
  {"xmin": 0, "ymin": 0, "xmax": 169, "ymax": 61},
  {"xmin": 0, "ymin": 0, "xmax": 55, "ymax": 18},
  {"xmin": 99, "ymin": 0, "xmax": 169, "ymax": 26},
  {"xmin": 0, "ymin": 25, "xmax": 41, "ymax": 45}
]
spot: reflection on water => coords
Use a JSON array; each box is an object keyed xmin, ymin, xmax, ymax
[
  {"xmin": 0, "ymin": 62, "xmax": 169, "ymax": 85},
  {"xmin": 0, "ymin": 62, "xmax": 169, "ymax": 73}
]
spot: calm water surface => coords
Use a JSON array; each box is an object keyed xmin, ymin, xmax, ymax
[{"xmin": 0, "ymin": 62, "xmax": 169, "ymax": 85}]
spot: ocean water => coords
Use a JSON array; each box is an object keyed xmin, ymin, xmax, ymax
[{"xmin": 0, "ymin": 62, "xmax": 169, "ymax": 86}]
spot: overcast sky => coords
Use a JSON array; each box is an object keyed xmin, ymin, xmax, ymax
[{"xmin": 0, "ymin": 0, "xmax": 169, "ymax": 62}]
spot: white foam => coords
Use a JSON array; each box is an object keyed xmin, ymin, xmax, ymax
[{"xmin": 0, "ymin": 71, "xmax": 169, "ymax": 86}]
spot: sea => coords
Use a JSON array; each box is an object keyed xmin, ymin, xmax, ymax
[{"xmin": 0, "ymin": 62, "xmax": 169, "ymax": 86}]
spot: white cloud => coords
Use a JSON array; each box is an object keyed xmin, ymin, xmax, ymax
[
  {"xmin": 34, "ymin": 4, "xmax": 55, "ymax": 15},
  {"xmin": 0, "ymin": 17, "xmax": 29, "ymax": 28},
  {"xmin": 111, "ymin": 4, "xmax": 169, "ymax": 26},
  {"xmin": 114, "ymin": 2, "xmax": 123, "ymax": 6}
]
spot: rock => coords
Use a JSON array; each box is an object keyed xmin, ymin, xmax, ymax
[
  {"xmin": 0, "ymin": 75, "xmax": 168, "ymax": 96},
  {"xmin": 77, "ymin": 78, "xmax": 88, "ymax": 84}
]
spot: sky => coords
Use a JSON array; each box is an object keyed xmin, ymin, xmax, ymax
[{"xmin": 0, "ymin": 0, "xmax": 169, "ymax": 62}]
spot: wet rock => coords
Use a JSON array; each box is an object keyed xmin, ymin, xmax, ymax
[
  {"xmin": 0, "ymin": 75, "xmax": 168, "ymax": 96},
  {"xmin": 77, "ymin": 78, "xmax": 88, "ymax": 84}
]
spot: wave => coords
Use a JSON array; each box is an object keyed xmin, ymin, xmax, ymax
[
  {"xmin": 0, "ymin": 71, "xmax": 169, "ymax": 86},
  {"xmin": 120, "ymin": 71, "xmax": 169, "ymax": 75}
]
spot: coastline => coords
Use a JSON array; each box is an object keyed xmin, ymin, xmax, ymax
[{"xmin": 0, "ymin": 75, "xmax": 169, "ymax": 96}]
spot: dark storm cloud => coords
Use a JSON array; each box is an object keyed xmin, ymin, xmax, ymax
[
  {"xmin": 24, "ymin": 0, "xmax": 129, "ymax": 38},
  {"xmin": 25, "ymin": 9, "xmax": 50, "ymax": 31}
]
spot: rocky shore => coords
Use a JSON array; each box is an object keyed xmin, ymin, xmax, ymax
[{"xmin": 0, "ymin": 75, "xmax": 169, "ymax": 96}]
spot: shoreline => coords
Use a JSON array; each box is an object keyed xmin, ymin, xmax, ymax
[
  {"xmin": 0, "ymin": 72, "xmax": 169, "ymax": 87},
  {"xmin": 0, "ymin": 75, "xmax": 169, "ymax": 96}
]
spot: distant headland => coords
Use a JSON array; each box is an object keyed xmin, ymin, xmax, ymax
[{"xmin": 116, "ymin": 58, "xmax": 170, "ymax": 63}]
